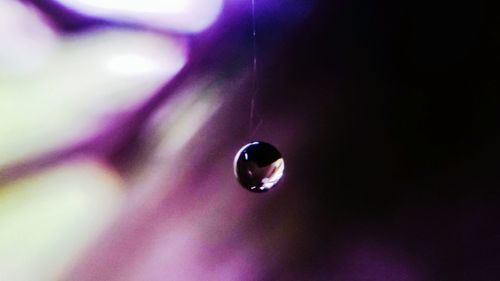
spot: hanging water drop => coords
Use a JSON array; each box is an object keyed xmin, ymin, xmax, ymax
[{"xmin": 234, "ymin": 141, "xmax": 284, "ymax": 192}]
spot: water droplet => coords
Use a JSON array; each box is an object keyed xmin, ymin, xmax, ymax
[{"xmin": 234, "ymin": 142, "xmax": 284, "ymax": 192}]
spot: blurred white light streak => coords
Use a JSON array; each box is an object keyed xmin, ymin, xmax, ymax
[
  {"xmin": 69, "ymin": 0, "xmax": 190, "ymax": 14},
  {"xmin": 153, "ymin": 83, "xmax": 223, "ymax": 157},
  {"xmin": 0, "ymin": 29, "xmax": 186, "ymax": 168},
  {"xmin": 54, "ymin": 0, "xmax": 224, "ymax": 33},
  {"xmin": 105, "ymin": 53, "xmax": 183, "ymax": 77},
  {"xmin": 0, "ymin": 160, "xmax": 124, "ymax": 281}
]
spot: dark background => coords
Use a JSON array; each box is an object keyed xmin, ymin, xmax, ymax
[{"xmin": 252, "ymin": 0, "xmax": 500, "ymax": 280}]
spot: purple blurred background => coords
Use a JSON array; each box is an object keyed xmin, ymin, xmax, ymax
[{"xmin": 1, "ymin": 0, "xmax": 499, "ymax": 280}]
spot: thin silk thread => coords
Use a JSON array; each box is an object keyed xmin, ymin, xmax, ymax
[{"xmin": 249, "ymin": 0, "xmax": 258, "ymax": 138}]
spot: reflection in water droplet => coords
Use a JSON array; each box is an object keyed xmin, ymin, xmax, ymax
[{"xmin": 234, "ymin": 142, "xmax": 284, "ymax": 192}]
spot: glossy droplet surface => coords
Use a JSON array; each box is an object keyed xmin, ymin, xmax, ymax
[{"xmin": 234, "ymin": 142, "xmax": 285, "ymax": 192}]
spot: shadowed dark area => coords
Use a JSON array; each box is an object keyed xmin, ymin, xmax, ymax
[{"xmin": 251, "ymin": 0, "xmax": 500, "ymax": 280}]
